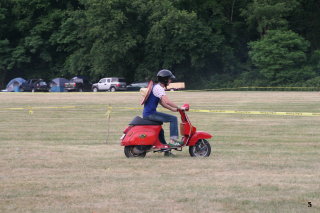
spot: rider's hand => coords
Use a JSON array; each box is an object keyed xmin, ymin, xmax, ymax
[{"xmin": 179, "ymin": 106, "xmax": 186, "ymax": 111}]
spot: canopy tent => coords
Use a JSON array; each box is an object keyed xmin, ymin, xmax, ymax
[
  {"xmin": 50, "ymin": 78, "xmax": 69, "ymax": 92},
  {"xmin": 3, "ymin": 77, "xmax": 26, "ymax": 92}
]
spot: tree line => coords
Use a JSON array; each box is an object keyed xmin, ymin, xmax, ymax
[{"xmin": 1, "ymin": 0, "xmax": 319, "ymax": 89}]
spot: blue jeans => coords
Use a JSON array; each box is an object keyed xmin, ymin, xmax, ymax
[{"xmin": 144, "ymin": 111, "xmax": 178, "ymax": 140}]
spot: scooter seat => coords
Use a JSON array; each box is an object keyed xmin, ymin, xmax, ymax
[{"xmin": 129, "ymin": 116, "xmax": 163, "ymax": 125}]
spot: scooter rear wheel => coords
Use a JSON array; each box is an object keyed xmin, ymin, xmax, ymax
[
  {"xmin": 189, "ymin": 139, "xmax": 211, "ymax": 157},
  {"xmin": 124, "ymin": 146, "xmax": 147, "ymax": 158}
]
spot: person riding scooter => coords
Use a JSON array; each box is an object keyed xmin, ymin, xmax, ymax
[{"xmin": 142, "ymin": 69, "xmax": 184, "ymax": 147}]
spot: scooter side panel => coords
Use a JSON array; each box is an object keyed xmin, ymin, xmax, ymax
[
  {"xmin": 187, "ymin": 131, "xmax": 213, "ymax": 146},
  {"xmin": 121, "ymin": 125, "xmax": 161, "ymax": 146}
]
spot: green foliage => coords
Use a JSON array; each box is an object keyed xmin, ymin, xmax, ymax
[
  {"xmin": 1, "ymin": 0, "xmax": 320, "ymax": 89},
  {"xmin": 289, "ymin": 0, "xmax": 320, "ymax": 50},
  {"xmin": 241, "ymin": 0, "xmax": 299, "ymax": 37},
  {"xmin": 144, "ymin": 2, "xmax": 222, "ymax": 80},
  {"xmin": 309, "ymin": 50, "xmax": 320, "ymax": 72},
  {"xmin": 60, "ymin": 0, "xmax": 150, "ymax": 81},
  {"xmin": 249, "ymin": 30, "xmax": 314, "ymax": 85},
  {"xmin": 303, "ymin": 76, "xmax": 320, "ymax": 88}
]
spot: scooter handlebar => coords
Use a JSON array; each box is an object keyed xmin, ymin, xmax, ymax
[{"xmin": 180, "ymin": 104, "xmax": 189, "ymax": 111}]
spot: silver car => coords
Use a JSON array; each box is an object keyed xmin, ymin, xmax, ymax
[{"xmin": 92, "ymin": 77, "xmax": 127, "ymax": 92}]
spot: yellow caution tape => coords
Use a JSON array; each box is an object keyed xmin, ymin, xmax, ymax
[
  {"xmin": 1, "ymin": 106, "xmax": 76, "ymax": 110},
  {"xmin": 190, "ymin": 109, "xmax": 320, "ymax": 117},
  {"xmin": 107, "ymin": 107, "xmax": 320, "ymax": 117},
  {"xmin": 1, "ymin": 105, "xmax": 320, "ymax": 117}
]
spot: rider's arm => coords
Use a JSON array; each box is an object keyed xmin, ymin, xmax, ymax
[
  {"xmin": 160, "ymin": 95, "xmax": 179, "ymax": 112},
  {"xmin": 153, "ymin": 84, "xmax": 179, "ymax": 112}
]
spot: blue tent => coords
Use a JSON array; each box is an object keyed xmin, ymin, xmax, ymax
[
  {"xmin": 50, "ymin": 78, "xmax": 69, "ymax": 92},
  {"xmin": 3, "ymin": 77, "xmax": 26, "ymax": 92}
]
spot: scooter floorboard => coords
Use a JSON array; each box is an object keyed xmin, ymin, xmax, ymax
[{"xmin": 153, "ymin": 147, "xmax": 183, "ymax": 153}]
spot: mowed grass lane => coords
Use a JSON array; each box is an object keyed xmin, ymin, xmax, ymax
[{"xmin": 0, "ymin": 92, "xmax": 319, "ymax": 213}]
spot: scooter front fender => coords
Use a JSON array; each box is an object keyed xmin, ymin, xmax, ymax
[{"xmin": 187, "ymin": 131, "xmax": 213, "ymax": 146}]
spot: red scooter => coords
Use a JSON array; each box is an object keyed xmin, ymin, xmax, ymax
[{"xmin": 120, "ymin": 104, "xmax": 212, "ymax": 157}]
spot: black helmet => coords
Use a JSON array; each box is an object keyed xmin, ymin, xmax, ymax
[{"xmin": 157, "ymin": 69, "xmax": 175, "ymax": 86}]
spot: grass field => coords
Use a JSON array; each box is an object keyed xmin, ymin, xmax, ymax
[{"xmin": 0, "ymin": 91, "xmax": 320, "ymax": 213}]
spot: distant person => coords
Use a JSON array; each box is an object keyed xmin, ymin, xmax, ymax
[{"xmin": 142, "ymin": 69, "xmax": 184, "ymax": 147}]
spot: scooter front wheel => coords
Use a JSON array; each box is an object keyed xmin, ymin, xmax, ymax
[
  {"xmin": 124, "ymin": 146, "xmax": 147, "ymax": 158},
  {"xmin": 189, "ymin": 139, "xmax": 211, "ymax": 157}
]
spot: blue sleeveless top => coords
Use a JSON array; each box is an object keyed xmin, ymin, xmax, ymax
[{"xmin": 143, "ymin": 86, "xmax": 160, "ymax": 118}]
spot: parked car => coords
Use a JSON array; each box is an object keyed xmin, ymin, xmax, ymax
[
  {"xmin": 92, "ymin": 77, "xmax": 127, "ymax": 92},
  {"xmin": 126, "ymin": 82, "xmax": 148, "ymax": 91},
  {"xmin": 20, "ymin": 79, "xmax": 49, "ymax": 92},
  {"xmin": 64, "ymin": 77, "xmax": 92, "ymax": 92}
]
